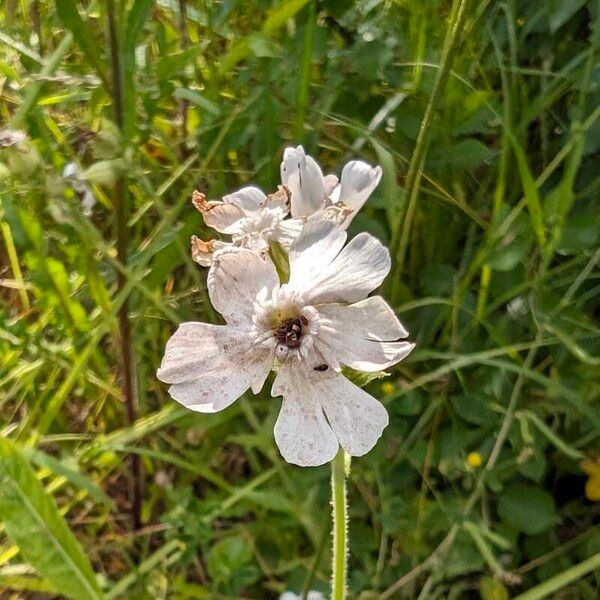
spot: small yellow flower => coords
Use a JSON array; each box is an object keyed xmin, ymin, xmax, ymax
[
  {"xmin": 381, "ymin": 381, "xmax": 395, "ymax": 395},
  {"xmin": 466, "ymin": 452, "xmax": 483, "ymax": 469},
  {"xmin": 581, "ymin": 459, "xmax": 600, "ymax": 501}
]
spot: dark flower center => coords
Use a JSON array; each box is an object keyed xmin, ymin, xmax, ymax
[{"xmin": 274, "ymin": 315, "xmax": 308, "ymax": 349}]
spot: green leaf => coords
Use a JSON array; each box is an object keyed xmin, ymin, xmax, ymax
[
  {"xmin": 206, "ymin": 537, "xmax": 259, "ymax": 594},
  {"xmin": 545, "ymin": 0, "xmax": 587, "ymax": 33},
  {"xmin": 508, "ymin": 134, "xmax": 547, "ymax": 250},
  {"xmin": 428, "ymin": 138, "xmax": 495, "ymax": 171},
  {"xmin": 55, "ymin": 1, "xmax": 108, "ymax": 89},
  {"xmin": 451, "ymin": 393, "xmax": 494, "ymax": 426},
  {"xmin": 269, "ymin": 241, "xmax": 290, "ymax": 283},
  {"xmin": 497, "ymin": 483, "xmax": 558, "ymax": 535},
  {"xmin": 21, "ymin": 446, "xmax": 114, "ymax": 506},
  {"xmin": 0, "ymin": 438, "xmax": 103, "ymax": 600},
  {"xmin": 372, "ymin": 140, "xmax": 405, "ymax": 231},
  {"xmin": 173, "ymin": 88, "xmax": 220, "ymax": 116},
  {"xmin": 220, "ymin": 0, "xmax": 310, "ymax": 73},
  {"xmin": 342, "ymin": 366, "xmax": 388, "ymax": 388},
  {"xmin": 123, "ymin": 0, "xmax": 154, "ymax": 140}
]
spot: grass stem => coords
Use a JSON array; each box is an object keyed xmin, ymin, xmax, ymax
[
  {"xmin": 107, "ymin": 0, "xmax": 142, "ymax": 531},
  {"xmin": 390, "ymin": 0, "xmax": 470, "ymax": 289}
]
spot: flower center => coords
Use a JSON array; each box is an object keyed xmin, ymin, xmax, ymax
[{"xmin": 273, "ymin": 315, "xmax": 308, "ymax": 349}]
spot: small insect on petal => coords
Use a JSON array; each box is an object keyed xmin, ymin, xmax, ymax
[{"xmin": 314, "ymin": 364, "xmax": 328, "ymax": 372}]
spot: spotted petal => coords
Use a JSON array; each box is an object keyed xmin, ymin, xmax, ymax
[
  {"xmin": 193, "ymin": 191, "xmax": 245, "ymax": 234},
  {"xmin": 291, "ymin": 228, "xmax": 390, "ymax": 304},
  {"xmin": 272, "ymin": 360, "xmax": 339, "ymax": 467},
  {"xmin": 316, "ymin": 299, "xmax": 414, "ymax": 371},
  {"xmin": 272, "ymin": 359, "xmax": 389, "ymax": 465},
  {"xmin": 208, "ymin": 247, "xmax": 279, "ymax": 327},
  {"xmin": 223, "ymin": 186, "xmax": 267, "ymax": 215},
  {"xmin": 157, "ymin": 322, "xmax": 273, "ymax": 412}
]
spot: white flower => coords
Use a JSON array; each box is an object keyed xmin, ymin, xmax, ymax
[
  {"xmin": 281, "ymin": 145, "xmax": 382, "ymax": 227},
  {"xmin": 192, "ymin": 146, "xmax": 382, "ymax": 265},
  {"xmin": 157, "ymin": 221, "xmax": 414, "ymax": 467},
  {"xmin": 191, "ymin": 186, "xmax": 304, "ymax": 265}
]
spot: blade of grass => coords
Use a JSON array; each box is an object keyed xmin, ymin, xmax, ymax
[
  {"xmin": 55, "ymin": 0, "xmax": 109, "ymax": 90},
  {"xmin": 107, "ymin": 0, "xmax": 143, "ymax": 531},
  {"xmin": 390, "ymin": 0, "xmax": 471, "ymax": 285},
  {"xmin": 0, "ymin": 438, "xmax": 103, "ymax": 600},
  {"xmin": 511, "ymin": 553, "xmax": 600, "ymax": 600}
]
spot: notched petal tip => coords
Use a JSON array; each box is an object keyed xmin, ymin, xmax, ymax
[
  {"xmin": 265, "ymin": 184, "xmax": 292, "ymax": 211},
  {"xmin": 191, "ymin": 189, "xmax": 207, "ymax": 212},
  {"xmin": 190, "ymin": 235, "xmax": 220, "ymax": 266}
]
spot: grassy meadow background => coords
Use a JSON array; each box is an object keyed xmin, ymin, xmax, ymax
[{"xmin": 1, "ymin": 0, "xmax": 600, "ymax": 598}]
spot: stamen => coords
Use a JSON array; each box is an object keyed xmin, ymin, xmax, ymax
[{"xmin": 274, "ymin": 316, "xmax": 305, "ymax": 349}]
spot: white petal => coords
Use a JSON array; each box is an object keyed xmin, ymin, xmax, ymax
[
  {"xmin": 190, "ymin": 236, "xmax": 229, "ymax": 267},
  {"xmin": 223, "ymin": 186, "xmax": 266, "ymax": 215},
  {"xmin": 157, "ymin": 322, "xmax": 249, "ymax": 384},
  {"xmin": 320, "ymin": 373, "xmax": 389, "ymax": 456},
  {"xmin": 272, "ymin": 218, "xmax": 304, "ymax": 248},
  {"xmin": 318, "ymin": 331, "xmax": 414, "ymax": 371},
  {"xmin": 272, "ymin": 359, "xmax": 389, "ymax": 461},
  {"xmin": 280, "ymin": 146, "xmax": 325, "ymax": 218},
  {"xmin": 208, "ymin": 247, "xmax": 279, "ymax": 326},
  {"xmin": 318, "ymin": 296, "xmax": 409, "ymax": 340},
  {"xmin": 288, "ymin": 219, "xmax": 346, "ymax": 288},
  {"xmin": 158, "ymin": 323, "xmax": 273, "ymax": 412},
  {"xmin": 272, "ymin": 360, "xmax": 339, "ymax": 467},
  {"xmin": 265, "ymin": 185, "xmax": 292, "ymax": 215},
  {"xmin": 328, "ymin": 183, "xmax": 341, "ymax": 203},
  {"xmin": 193, "ymin": 192, "xmax": 245, "ymax": 234},
  {"xmin": 338, "ymin": 161, "xmax": 382, "ymax": 212},
  {"xmin": 168, "ymin": 370, "xmax": 249, "ymax": 413},
  {"xmin": 314, "ymin": 296, "xmax": 414, "ymax": 371},
  {"xmin": 323, "ymin": 174, "xmax": 339, "ymax": 197},
  {"xmin": 299, "ymin": 232, "xmax": 391, "ymax": 304}
]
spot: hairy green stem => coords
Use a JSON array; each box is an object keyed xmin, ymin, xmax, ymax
[{"xmin": 331, "ymin": 450, "xmax": 348, "ymax": 600}]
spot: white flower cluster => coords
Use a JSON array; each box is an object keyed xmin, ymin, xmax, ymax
[
  {"xmin": 158, "ymin": 146, "xmax": 414, "ymax": 467},
  {"xmin": 190, "ymin": 145, "xmax": 382, "ymax": 265}
]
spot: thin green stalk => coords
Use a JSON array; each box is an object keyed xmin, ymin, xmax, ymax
[
  {"xmin": 294, "ymin": 0, "xmax": 316, "ymax": 141},
  {"xmin": 107, "ymin": 0, "xmax": 142, "ymax": 531},
  {"xmin": 390, "ymin": 0, "xmax": 470, "ymax": 289},
  {"xmin": 331, "ymin": 450, "xmax": 349, "ymax": 600},
  {"xmin": 511, "ymin": 552, "xmax": 600, "ymax": 600}
]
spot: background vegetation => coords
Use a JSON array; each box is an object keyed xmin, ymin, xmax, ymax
[{"xmin": 1, "ymin": 0, "xmax": 599, "ymax": 598}]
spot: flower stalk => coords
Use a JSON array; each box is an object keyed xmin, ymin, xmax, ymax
[{"xmin": 331, "ymin": 449, "xmax": 349, "ymax": 600}]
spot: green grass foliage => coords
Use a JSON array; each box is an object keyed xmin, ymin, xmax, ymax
[{"xmin": 0, "ymin": 0, "xmax": 599, "ymax": 598}]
